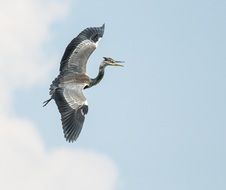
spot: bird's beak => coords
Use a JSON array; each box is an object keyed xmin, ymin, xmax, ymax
[{"xmin": 112, "ymin": 60, "xmax": 124, "ymax": 67}]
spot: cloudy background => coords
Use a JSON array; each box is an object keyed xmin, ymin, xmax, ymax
[{"xmin": 0, "ymin": 0, "xmax": 225, "ymax": 190}]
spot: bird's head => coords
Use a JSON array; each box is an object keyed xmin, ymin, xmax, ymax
[{"xmin": 102, "ymin": 57, "xmax": 124, "ymax": 67}]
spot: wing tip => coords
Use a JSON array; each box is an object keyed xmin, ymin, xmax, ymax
[
  {"xmin": 62, "ymin": 105, "xmax": 88, "ymax": 143},
  {"xmin": 97, "ymin": 24, "xmax": 105, "ymax": 38},
  {"xmin": 65, "ymin": 136, "xmax": 77, "ymax": 143},
  {"xmin": 101, "ymin": 23, "xmax": 105, "ymax": 30}
]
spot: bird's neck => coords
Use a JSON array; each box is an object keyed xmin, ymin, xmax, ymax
[{"xmin": 89, "ymin": 63, "xmax": 106, "ymax": 88}]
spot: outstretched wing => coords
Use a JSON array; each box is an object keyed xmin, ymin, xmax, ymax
[
  {"xmin": 60, "ymin": 24, "xmax": 105, "ymax": 74},
  {"xmin": 54, "ymin": 83, "xmax": 88, "ymax": 142}
]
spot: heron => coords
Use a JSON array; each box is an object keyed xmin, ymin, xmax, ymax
[{"xmin": 43, "ymin": 24, "xmax": 124, "ymax": 142}]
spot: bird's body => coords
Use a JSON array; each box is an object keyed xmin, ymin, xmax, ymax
[{"xmin": 44, "ymin": 24, "xmax": 123, "ymax": 142}]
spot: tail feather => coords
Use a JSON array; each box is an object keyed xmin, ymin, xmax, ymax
[
  {"xmin": 49, "ymin": 76, "xmax": 60, "ymax": 95},
  {"xmin": 43, "ymin": 75, "xmax": 59, "ymax": 107}
]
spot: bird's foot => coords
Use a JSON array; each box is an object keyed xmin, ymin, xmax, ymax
[{"xmin": 43, "ymin": 98, "xmax": 52, "ymax": 107}]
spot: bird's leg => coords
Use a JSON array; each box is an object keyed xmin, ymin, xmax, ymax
[{"xmin": 43, "ymin": 98, "xmax": 52, "ymax": 107}]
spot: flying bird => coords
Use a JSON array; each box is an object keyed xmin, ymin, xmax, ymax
[{"xmin": 43, "ymin": 24, "xmax": 124, "ymax": 142}]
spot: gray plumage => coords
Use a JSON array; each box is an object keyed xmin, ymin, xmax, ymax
[{"xmin": 43, "ymin": 24, "xmax": 124, "ymax": 143}]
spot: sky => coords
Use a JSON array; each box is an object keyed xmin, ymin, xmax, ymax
[{"xmin": 0, "ymin": 0, "xmax": 225, "ymax": 190}]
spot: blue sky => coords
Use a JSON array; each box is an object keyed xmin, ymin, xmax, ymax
[{"xmin": 1, "ymin": 0, "xmax": 225, "ymax": 190}]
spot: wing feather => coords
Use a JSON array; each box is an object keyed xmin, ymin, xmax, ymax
[
  {"xmin": 60, "ymin": 24, "xmax": 105, "ymax": 74},
  {"xmin": 54, "ymin": 84, "xmax": 88, "ymax": 142}
]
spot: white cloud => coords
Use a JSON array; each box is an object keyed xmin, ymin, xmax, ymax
[
  {"xmin": 0, "ymin": 113, "xmax": 118, "ymax": 190},
  {"xmin": 0, "ymin": 1, "xmax": 119, "ymax": 189},
  {"xmin": 0, "ymin": 0, "xmax": 69, "ymax": 101},
  {"xmin": 0, "ymin": 0, "xmax": 62, "ymax": 112}
]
